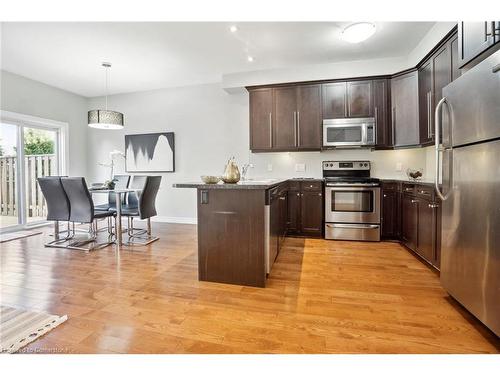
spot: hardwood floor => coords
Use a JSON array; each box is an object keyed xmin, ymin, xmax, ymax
[{"xmin": 1, "ymin": 223, "xmax": 498, "ymax": 354}]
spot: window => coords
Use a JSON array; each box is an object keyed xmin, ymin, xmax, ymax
[{"xmin": 0, "ymin": 111, "xmax": 68, "ymax": 232}]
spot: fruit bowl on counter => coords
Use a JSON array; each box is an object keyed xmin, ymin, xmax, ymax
[
  {"xmin": 406, "ymin": 168, "xmax": 423, "ymax": 181},
  {"xmin": 200, "ymin": 175, "xmax": 221, "ymax": 184}
]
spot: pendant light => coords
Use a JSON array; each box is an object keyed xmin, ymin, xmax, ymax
[{"xmin": 88, "ymin": 62, "xmax": 124, "ymax": 130}]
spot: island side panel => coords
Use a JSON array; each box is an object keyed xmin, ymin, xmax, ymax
[{"xmin": 197, "ymin": 188, "xmax": 267, "ymax": 287}]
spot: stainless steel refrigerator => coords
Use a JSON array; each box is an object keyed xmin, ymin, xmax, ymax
[{"xmin": 435, "ymin": 49, "xmax": 500, "ymax": 337}]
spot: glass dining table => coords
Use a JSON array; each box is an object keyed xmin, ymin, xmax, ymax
[{"xmin": 89, "ymin": 188, "xmax": 142, "ymax": 249}]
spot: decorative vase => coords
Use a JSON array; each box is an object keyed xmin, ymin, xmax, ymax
[{"xmin": 221, "ymin": 157, "xmax": 240, "ymax": 184}]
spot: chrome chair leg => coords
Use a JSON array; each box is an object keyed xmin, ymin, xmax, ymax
[
  {"xmin": 125, "ymin": 217, "xmax": 159, "ymax": 246},
  {"xmin": 45, "ymin": 221, "xmax": 77, "ymax": 248}
]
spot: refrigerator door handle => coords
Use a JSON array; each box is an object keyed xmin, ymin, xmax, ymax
[{"xmin": 435, "ymin": 97, "xmax": 452, "ymax": 201}]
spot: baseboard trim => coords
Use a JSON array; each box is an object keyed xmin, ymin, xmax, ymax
[{"xmin": 151, "ymin": 216, "xmax": 197, "ymax": 225}]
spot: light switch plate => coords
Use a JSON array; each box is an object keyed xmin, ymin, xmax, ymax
[
  {"xmin": 295, "ymin": 163, "xmax": 306, "ymax": 172},
  {"xmin": 396, "ymin": 162, "xmax": 402, "ymax": 172},
  {"xmin": 267, "ymin": 164, "xmax": 273, "ymax": 172}
]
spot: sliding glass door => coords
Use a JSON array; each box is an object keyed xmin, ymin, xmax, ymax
[
  {"xmin": 0, "ymin": 112, "xmax": 67, "ymax": 232},
  {"xmin": 0, "ymin": 123, "xmax": 20, "ymax": 230},
  {"xmin": 23, "ymin": 126, "xmax": 60, "ymax": 224}
]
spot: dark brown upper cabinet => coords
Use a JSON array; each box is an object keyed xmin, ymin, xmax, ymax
[
  {"xmin": 322, "ymin": 82, "xmax": 347, "ymax": 118},
  {"xmin": 296, "ymin": 85, "xmax": 322, "ymax": 149},
  {"xmin": 450, "ymin": 33, "xmax": 462, "ymax": 82},
  {"xmin": 347, "ymin": 80, "xmax": 373, "ymax": 117},
  {"xmin": 249, "ymin": 88, "xmax": 273, "ymax": 151},
  {"xmin": 273, "ymin": 86, "xmax": 298, "ymax": 149},
  {"xmin": 418, "ymin": 29, "xmax": 459, "ymax": 146},
  {"xmin": 322, "ymin": 80, "xmax": 373, "ymax": 119},
  {"xmin": 418, "ymin": 60, "xmax": 433, "ymax": 146},
  {"xmin": 250, "ymin": 85, "xmax": 322, "ymax": 152},
  {"xmin": 458, "ymin": 21, "xmax": 500, "ymax": 69},
  {"xmin": 391, "ymin": 71, "xmax": 420, "ymax": 147},
  {"xmin": 373, "ymin": 79, "xmax": 391, "ymax": 148}
]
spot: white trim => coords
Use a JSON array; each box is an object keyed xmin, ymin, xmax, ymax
[
  {"xmin": 151, "ymin": 216, "xmax": 197, "ymax": 225},
  {"xmin": 0, "ymin": 110, "xmax": 69, "ymax": 233},
  {"xmin": 0, "ymin": 110, "xmax": 69, "ymax": 176}
]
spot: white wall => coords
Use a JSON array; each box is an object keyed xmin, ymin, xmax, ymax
[
  {"xmin": 406, "ymin": 22, "xmax": 456, "ymax": 66},
  {"xmin": 222, "ymin": 56, "xmax": 407, "ymax": 93},
  {"xmin": 86, "ymin": 83, "xmax": 249, "ymax": 223},
  {"xmin": 1, "ymin": 70, "xmax": 88, "ymax": 176},
  {"xmin": 247, "ymin": 147, "xmax": 430, "ymax": 181}
]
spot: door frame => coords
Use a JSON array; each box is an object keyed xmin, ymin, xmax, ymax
[{"xmin": 0, "ymin": 110, "xmax": 69, "ymax": 233}]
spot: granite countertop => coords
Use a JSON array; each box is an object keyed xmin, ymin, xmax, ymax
[
  {"xmin": 173, "ymin": 179, "xmax": 289, "ymax": 190},
  {"xmin": 174, "ymin": 177, "xmax": 436, "ymax": 190},
  {"xmin": 379, "ymin": 178, "xmax": 437, "ymax": 187}
]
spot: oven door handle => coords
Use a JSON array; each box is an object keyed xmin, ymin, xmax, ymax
[
  {"xmin": 326, "ymin": 183, "xmax": 380, "ymax": 187},
  {"xmin": 325, "ymin": 185, "xmax": 379, "ymax": 190},
  {"xmin": 326, "ymin": 224, "xmax": 379, "ymax": 229}
]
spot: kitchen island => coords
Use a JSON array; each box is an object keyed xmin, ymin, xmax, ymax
[{"xmin": 174, "ymin": 179, "xmax": 289, "ymax": 287}]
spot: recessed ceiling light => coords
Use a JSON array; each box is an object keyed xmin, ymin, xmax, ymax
[
  {"xmin": 230, "ymin": 25, "xmax": 238, "ymax": 33},
  {"xmin": 247, "ymin": 56, "xmax": 254, "ymax": 62},
  {"xmin": 341, "ymin": 22, "xmax": 376, "ymax": 43}
]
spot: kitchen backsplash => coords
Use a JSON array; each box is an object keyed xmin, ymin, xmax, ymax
[{"xmin": 245, "ymin": 146, "xmax": 434, "ymax": 181}]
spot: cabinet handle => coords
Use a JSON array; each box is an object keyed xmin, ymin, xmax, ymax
[
  {"xmin": 411, "ymin": 199, "xmax": 418, "ymax": 203},
  {"xmin": 427, "ymin": 91, "xmax": 433, "ymax": 138},
  {"xmin": 279, "ymin": 196, "xmax": 286, "ymax": 201},
  {"xmin": 383, "ymin": 194, "xmax": 387, "ymax": 197},
  {"xmin": 296, "ymin": 193, "xmax": 300, "ymax": 197},
  {"xmin": 318, "ymin": 193, "xmax": 322, "ymax": 197},
  {"xmin": 293, "ymin": 111, "xmax": 298, "ymax": 147},
  {"xmin": 297, "ymin": 111, "xmax": 301, "ymax": 147},
  {"xmin": 392, "ymin": 107, "xmax": 396, "ymax": 145},
  {"xmin": 428, "ymin": 203, "xmax": 439, "ymax": 208},
  {"xmin": 269, "ymin": 112, "xmax": 272, "ymax": 148}
]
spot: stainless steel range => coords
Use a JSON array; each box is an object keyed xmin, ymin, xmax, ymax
[{"xmin": 323, "ymin": 161, "xmax": 381, "ymax": 241}]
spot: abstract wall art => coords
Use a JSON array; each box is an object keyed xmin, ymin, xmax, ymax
[{"xmin": 125, "ymin": 132, "xmax": 175, "ymax": 172}]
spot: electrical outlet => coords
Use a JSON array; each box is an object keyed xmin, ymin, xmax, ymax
[
  {"xmin": 295, "ymin": 163, "xmax": 306, "ymax": 172},
  {"xmin": 396, "ymin": 162, "xmax": 403, "ymax": 172},
  {"xmin": 267, "ymin": 164, "xmax": 273, "ymax": 172}
]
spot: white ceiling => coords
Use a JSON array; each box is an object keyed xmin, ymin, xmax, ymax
[{"xmin": 1, "ymin": 22, "xmax": 435, "ymax": 97}]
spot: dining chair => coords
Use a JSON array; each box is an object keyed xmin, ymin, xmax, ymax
[
  {"xmin": 121, "ymin": 175, "xmax": 162, "ymax": 245},
  {"xmin": 60, "ymin": 177, "xmax": 116, "ymax": 251},
  {"xmin": 38, "ymin": 176, "xmax": 72, "ymax": 247},
  {"xmin": 126, "ymin": 175, "xmax": 147, "ymax": 208},
  {"xmin": 94, "ymin": 174, "xmax": 131, "ymax": 211}
]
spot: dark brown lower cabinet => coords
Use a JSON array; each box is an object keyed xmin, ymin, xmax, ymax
[
  {"xmin": 381, "ymin": 182, "xmax": 400, "ymax": 239},
  {"xmin": 197, "ymin": 188, "xmax": 266, "ymax": 287},
  {"xmin": 287, "ymin": 180, "xmax": 323, "ymax": 237},
  {"xmin": 401, "ymin": 194, "xmax": 418, "ymax": 251},
  {"xmin": 415, "ymin": 197, "xmax": 436, "ymax": 262},
  {"xmin": 269, "ymin": 189, "xmax": 280, "ymax": 268},
  {"xmin": 388, "ymin": 182, "xmax": 441, "ymax": 269},
  {"xmin": 278, "ymin": 188, "xmax": 288, "ymax": 244}
]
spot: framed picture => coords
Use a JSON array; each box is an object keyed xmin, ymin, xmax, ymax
[{"xmin": 125, "ymin": 132, "xmax": 175, "ymax": 172}]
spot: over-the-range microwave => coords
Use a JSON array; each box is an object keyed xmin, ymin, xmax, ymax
[{"xmin": 322, "ymin": 117, "xmax": 376, "ymax": 148}]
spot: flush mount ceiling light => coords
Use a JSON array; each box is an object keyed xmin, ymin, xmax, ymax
[
  {"xmin": 247, "ymin": 56, "xmax": 254, "ymax": 62},
  {"xmin": 229, "ymin": 25, "xmax": 238, "ymax": 33},
  {"xmin": 88, "ymin": 62, "xmax": 124, "ymax": 130},
  {"xmin": 341, "ymin": 22, "xmax": 376, "ymax": 43}
]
